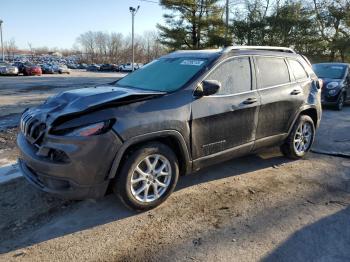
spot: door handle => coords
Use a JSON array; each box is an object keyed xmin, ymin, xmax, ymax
[
  {"xmin": 243, "ymin": 97, "xmax": 258, "ymax": 104},
  {"xmin": 291, "ymin": 89, "xmax": 301, "ymax": 95}
]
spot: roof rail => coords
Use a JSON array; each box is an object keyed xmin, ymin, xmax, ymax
[{"xmin": 223, "ymin": 46, "xmax": 296, "ymax": 54}]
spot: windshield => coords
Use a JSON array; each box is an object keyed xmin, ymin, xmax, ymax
[
  {"xmin": 312, "ymin": 64, "xmax": 347, "ymax": 79},
  {"xmin": 116, "ymin": 57, "xmax": 208, "ymax": 92}
]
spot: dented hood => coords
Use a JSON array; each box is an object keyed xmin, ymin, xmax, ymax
[{"xmin": 25, "ymin": 85, "xmax": 165, "ymax": 125}]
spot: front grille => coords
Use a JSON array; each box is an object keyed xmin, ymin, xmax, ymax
[{"xmin": 20, "ymin": 112, "xmax": 46, "ymax": 145}]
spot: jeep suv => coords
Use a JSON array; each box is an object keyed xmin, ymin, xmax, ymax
[{"xmin": 17, "ymin": 46, "xmax": 322, "ymax": 211}]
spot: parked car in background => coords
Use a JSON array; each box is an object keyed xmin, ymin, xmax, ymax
[
  {"xmin": 78, "ymin": 63, "xmax": 88, "ymax": 69},
  {"xmin": 17, "ymin": 46, "xmax": 322, "ymax": 211},
  {"xmin": 13, "ymin": 62, "xmax": 26, "ymax": 75},
  {"xmin": 99, "ymin": 64, "xmax": 118, "ymax": 72},
  {"xmin": 24, "ymin": 64, "xmax": 42, "ymax": 76},
  {"xmin": 119, "ymin": 63, "xmax": 143, "ymax": 72},
  {"xmin": 57, "ymin": 65, "xmax": 71, "ymax": 74},
  {"xmin": 119, "ymin": 63, "xmax": 133, "ymax": 72},
  {"xmin": 135, "ymin": 63, "xmax": 143, "ymax": 70},
  {"xmin": 0, "ymin": 62, "xmax": 19, "ymax": 76},
  {"xmin": 312, "ymin": 63, "xmax": 350, "ymax": 110},
  {"xmin": 87, "ymin": 64, "xmax": 100, "ymax": 71},
  {"xmin": 41, "ymin": 64, "xmax": 56, "ymax": 74}
]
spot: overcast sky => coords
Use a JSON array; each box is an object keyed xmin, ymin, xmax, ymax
[{"xmin": 1, "ymin": 0, "xmax": 164, "ymax": 49}]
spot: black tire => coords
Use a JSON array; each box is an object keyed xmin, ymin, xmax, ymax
[
  {"xmin": 113, "ymin": 142, "xmax": 179, "ymax": 211},
  {"xmin": 336, "ymin": 93, "xmax": 345, "ymax": 111},
  {"xmin": 280, "ymin": 115, "xmax": 315, "ymax": 159}
]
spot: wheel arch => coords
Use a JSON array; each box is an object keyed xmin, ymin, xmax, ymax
[
  {"xmin": 288, "ymin": 106, "xmax": 319, "ymax": 135},
  {"xmin": 108, "ymin": 130, "xmax": 192, "ymax": 179},
  {"xmin": 300, "ymin": 108, "xmax": 318, "ymax": 127}
]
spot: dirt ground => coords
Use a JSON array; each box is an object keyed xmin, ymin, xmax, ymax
[
  {"xmin": 0, "ymin": 128, "xmax": 18, "ymax": 166},
  {"xmin": 0, "ymin": 152, "xmax": 349, "ymax": 262},
  {"xmin": 0, "ymin": 73, "xmax": 349, "ymax": 261}
]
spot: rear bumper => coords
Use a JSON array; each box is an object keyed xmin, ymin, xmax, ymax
[{"xmin": 17, "ymin": 131, "xmax": 122, "ymax": 199}]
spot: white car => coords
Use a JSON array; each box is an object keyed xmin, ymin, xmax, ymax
[
  {"xmin": 0, "ymin": 63, "xmax": 19, "ymax": 75},
  {"xmin": 58, "ymin": 65, "xmax": 71, "ymax": 74},
  {"xmin": 119, "ymin": 63, "xmax": 142, "ymax": 72}
]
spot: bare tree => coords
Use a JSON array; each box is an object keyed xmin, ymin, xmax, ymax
[
  {"xmin": 4, "ymin": 38, "xmax": 17, "ymax": 61},
  {"xmin": 76, "ymin": 31, "xmax": 167, "ymax": 64}
]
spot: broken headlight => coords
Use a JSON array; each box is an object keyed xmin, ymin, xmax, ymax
[{"xmin": 55, "ymin": 120, "xmax": 114, "ymax": 137}]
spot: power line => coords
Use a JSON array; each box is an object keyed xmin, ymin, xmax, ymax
[{"xmin": 135, "ymin": 0, "xmax": 158, "ymax": 4}]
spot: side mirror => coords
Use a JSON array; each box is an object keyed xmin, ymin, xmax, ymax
[
  {"xmin": 316, "ymin": 79, "xmax": 323, "ymax": 90},
  {"xmin": 194, "ymin": 80, "xmax": 221, "ymax": 97}
]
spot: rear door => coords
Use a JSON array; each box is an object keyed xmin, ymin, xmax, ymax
[
  {"xmin": 254, "ymin": 56, "xmax": 305, "ymax": 142},
  {"xmin": 191, "ymin": 56, "xmax": 260, "ymax": 161}
]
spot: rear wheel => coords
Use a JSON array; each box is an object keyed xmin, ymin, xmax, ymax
[
  {"xmin": 113, "ymin": 142, "xmax": 179, "ymax": 211},
  {"xmin": 281, "ymin": 115, "xmax": 315, "ymax": 159}
]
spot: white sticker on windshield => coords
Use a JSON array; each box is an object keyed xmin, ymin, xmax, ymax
[
  {"xmin": 331, "ymin": 66, "xmax": 344, "ymax": 70},
  {"xmin": 180, "ymin": 60, "xmax": 204, "ymax": 66}
]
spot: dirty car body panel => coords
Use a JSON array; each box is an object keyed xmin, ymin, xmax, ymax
[{"xmin": 17, "ymin": 47, "xmax": 322, "ymax": 200}]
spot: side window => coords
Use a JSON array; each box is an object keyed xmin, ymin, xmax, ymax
[
  {"xmin": 256, "ymin": 57, "xmax": 290, "ymax": 88},
  {"xmin": 288, "ymin": 59, "xmax": 308, "ymax": 81},
  {"xmin": 206, "ymin": 57, "xmax": 251, "ymax": 95}
]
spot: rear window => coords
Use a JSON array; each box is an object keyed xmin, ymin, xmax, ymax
[
  {"xmin": 288, "ymin": 59, "xmax": 308, "ymax": 80},
  {"xmin": 256, "ymin": 57, "xmax": 290, "ymax": 88}
]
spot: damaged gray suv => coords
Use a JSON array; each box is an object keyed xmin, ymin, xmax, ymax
[{"xmin": 17, "ymin": 46, "xmax": 322, "ymax": 211}]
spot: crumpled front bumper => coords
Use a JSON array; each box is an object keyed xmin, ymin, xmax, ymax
[{"xmin": 17, "ymin": 130, "xmax": 122, "ymax": 199}]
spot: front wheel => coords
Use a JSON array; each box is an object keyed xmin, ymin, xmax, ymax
[
  {"xmin": 281, "ymin": 115, "xmax": 315, "ymax": 159},
  {"xmin": 113, "ymin": 142, "xmax": 179, "ymax": 211},
  {"xmin": 336, "ymin": 93, "xmax": 345, "ymax": 111}
]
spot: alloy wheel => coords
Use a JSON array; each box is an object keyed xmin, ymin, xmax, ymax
[
  {"xmin": 293, "ymin": 122, "xmax": 313, "ymax": 154},
  {"xmin": 130, "ymin": 154, "xmax": 172, "ymax": 203}
]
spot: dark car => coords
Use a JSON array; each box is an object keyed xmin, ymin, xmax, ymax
[
  {"xmin": 17, "ymin": 46, "xmax": 322, "ymax": 211},
  {"xmin": 312, "ymin": 63, "xmax": 350, "ymax": 110},
  {"xmin": 13, "ymin": 62, "xmax": 26, "ymax": 75},
  {"xmin": 86, "ymin": 64, "xmax": 100, "ymax": 72},
  {"xmin": 99, "ymin": 64, "xmax": 118, "ymax": 72}
]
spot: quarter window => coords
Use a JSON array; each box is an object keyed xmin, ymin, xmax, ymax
[
  {"xmin": 206, "ymin": 57, "xmax": 252, "ymax": 95},
  {"xmin": 288, "ymin": 59, "xmax": 308, "ymax": 80},
  {"xmin": 256, "ymin": 57, "xmax": 290, "ymax": 88}
]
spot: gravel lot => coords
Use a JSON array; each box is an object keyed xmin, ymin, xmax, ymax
[
  {"xmin": 0, "ymin": 73, "xmax": 349, "ymax": 262},
  {"xmin": 0, "ymin": 70, "xmax": 125, "ymax": 123}
]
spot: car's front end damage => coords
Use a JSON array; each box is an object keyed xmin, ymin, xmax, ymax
[{"xmin": 17, "ymin": 86, "xmax": 164, "ymax": 199}]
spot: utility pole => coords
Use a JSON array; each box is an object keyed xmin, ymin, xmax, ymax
[
  {"xmin": 225, "ymin": 0, "xmax": 229, "ymax": 46},
  {"xmin": 129, "ymin": 6, "xmax": 140, "ymax": 72},
  {"xmin": 0, "ymin": 19, "xmax": 4, "ymax": 62}
]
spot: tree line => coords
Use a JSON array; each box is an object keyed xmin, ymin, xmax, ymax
[
  {"xmin": 76, "ymin": 31, "xmax": 166, "ymax": 64},
  {"xmin": 4, "ymin": 0, "xmax": 349, "ymax": 64},
  {"xmin": 158, "ymin": 0, "xmax": 350, "ymax": 62},
  {"xmin": 3, "ymin": 31, "xmax": 166, "ymax": 65}
]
